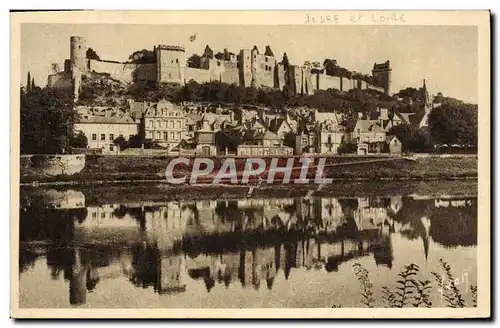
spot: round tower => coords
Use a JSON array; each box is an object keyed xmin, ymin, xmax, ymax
[{"xmin": 70, "ymin": 36, "xmax": 88, "ymax": 74}]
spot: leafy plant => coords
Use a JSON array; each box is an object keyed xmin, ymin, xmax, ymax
[
  {"xmin": 411, "ymin": 279, "xmax": 433, "ymax": 308},
  {"xmin": 352, "ymin": 262, "xmax": 375, "ymax": 308},
  {"xmin": 431, "ymin": 258, "xmax": 466, "ymax": 308},
  {"xmin": 471, "ymin": 285, "xmax": 477, "ymax": 307}
]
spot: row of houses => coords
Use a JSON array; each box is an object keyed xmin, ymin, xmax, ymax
[{"xmin": 74, "ymin": 99, "xmax": 419, "ymax": 156}]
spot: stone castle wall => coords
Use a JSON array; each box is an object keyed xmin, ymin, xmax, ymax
[{"xmin": 55, "ymin": 36, "xmax": 391, "ymax": 97}]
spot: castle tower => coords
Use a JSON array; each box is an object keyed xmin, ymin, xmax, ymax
[
  {"xmin": 70, "ymin": 36, "xmax": 88, "ymax": 74},
  {"xmin": 371, "ymin": 60, "xmax": 392, "ymax": 95},
  {"xmin": 250, "ymin": 45, "xmax": 259, "ymax": 88},
  {"xmin": 238, "ymin": 49, "xmax": 252, "ymax": 87},
  {"xmin": 70, "ymin": 36, "xmax": 88, "ymax": 100},
  {"xmin": 156, "ymin": 45, "xmax": 186, "ymax": 86}
]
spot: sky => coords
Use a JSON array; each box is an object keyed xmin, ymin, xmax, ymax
[{"xmin": 21, "ymin": 24, "xmax": 478, "ymax": 103}]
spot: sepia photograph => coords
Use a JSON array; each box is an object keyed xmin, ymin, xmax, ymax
[{"xmin": 10, "ymin": 10, "xmax": 490, "ymax": 319}]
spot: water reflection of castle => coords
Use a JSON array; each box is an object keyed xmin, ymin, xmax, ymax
[{"xmin": 19, "ymin": 189, "xmax": 477, "ymax": 306}]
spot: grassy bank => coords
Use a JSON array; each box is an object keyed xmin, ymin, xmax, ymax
[{"xmin": 20, "ymin": 155, "xmax": 477, "ymax": 185}]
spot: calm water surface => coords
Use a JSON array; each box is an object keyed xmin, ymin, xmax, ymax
[{"xmin": 19, "ymin": 185, "xmax": 477, "ymax": 308}]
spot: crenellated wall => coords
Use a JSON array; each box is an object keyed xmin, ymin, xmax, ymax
[
  {"xmin": 59, "ymin": 36, "xmax": 392, "ymax": 100},
  {"xmin": 221, "ymin": 68, "xmax": 240, "ymax": 85},
  {"xmin": 317, "ymin": 74, "xmax": 342, "ymax": 91},
  {"xmin": 47, "ymin": 71, "xmax": 72, "ymax": 89},
  {"xmin": 184, "ymin": 67, "xmax": 212, "ymax": 84},
  {"xmin": 88, "ymin": 60, "xmax": 136, "ymax": 83}
]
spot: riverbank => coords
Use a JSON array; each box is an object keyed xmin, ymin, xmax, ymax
[
  {"xmin": 20, "ymin": 155, "xmax": 477, "ymax": 185},
  {"xmin": 21, "ymin": 180, "xmax": 477, "ymax": 205}
]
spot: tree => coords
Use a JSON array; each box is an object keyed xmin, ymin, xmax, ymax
[
  {"xmin": 283, "ymin": 131, "xmax": 296, "ymax": 148},
  {"xmin": 20, "ymin": 87, "xmax": 77, "ymax": 154},
  {"xmin": 182, "ymin": 80, "xmax": 204, "ymax": 102},
  {"xmin": 26, "ymin": 71, "xmax": 31, "ymax": 93},
  {"xmin": 113, "ymin": 135, "xmax": 128, "ymax": 150},
  {"xmin": 387, "ymin": 124, "xmax": 431, "ymax": 152},
  {"xmin": 128, "ymin": 49, "xmax": 155, "ymax": 64},
  {"xmin": 51, "ymin": 63, "xmax": 60, "ymax": 74},
  {"xmin": 69, "ymin": 131, "xmax": 88, "ymax": 149},
  {"xmin": 187, "ymin": 54, "xmax": 202, "ymax": 68},
  {"xmin": 214, "ymin": 52, "xmax": 225, "ymax": 60},
  {"xmin": 428, "ymin": 103, "xmax": 478, "ymax": 147},
  {"xmin": 86, "ymin": 48, "xmax": 101, "ymax": 60},
  {"xmin": 281, "ymin": 53, "xmax": 290, "ymax": 70}
]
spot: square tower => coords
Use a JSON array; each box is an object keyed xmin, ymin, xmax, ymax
[
  {"xmin": 156, "ymin": 45, "xmax": 186, "ymax": 86},
  {"xmin": 371, "ymin": 60, "xmax": 392, "ymax": 95}
]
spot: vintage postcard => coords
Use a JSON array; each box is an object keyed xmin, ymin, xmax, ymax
[{"xmin": 10, "ymin": 10, "xmax": 490, "ymax": 319}]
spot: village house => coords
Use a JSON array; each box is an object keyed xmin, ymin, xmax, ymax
[
  {"xmin": 267, "ymin": 113, "xmax": 298, "ymax": 139},
  {"xmin": 316, "ymin": 121, "xmax": 345, "ymax": 155},
  {"xmin": 384, "ymin": 135, "xmax": 402, "ymax": 155},
  {"xmin": 74, "ymin": 106, "xmax": 138, "ymax": 153},
  {"xmin": 143, "ymin": 99, "xmax": 189, "ymax": 149},
  {"xmin": 238, "ymin": 130, "xmax": 293, "ymax": 156},
  {"xmin": 345, "ymin": 119, "xmax": 386, "ymax": 155},
  {"xmin": 193, "ymin": 120, "xmax": 217, "ymax": 156},
  {"xmin": 295, "ymin": 124, "xmax": 317, "ymax": 155}
]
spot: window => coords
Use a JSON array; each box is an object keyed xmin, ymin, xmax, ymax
[
  {"xmin": 163, "ymin": 132, "xmax": 168, "ymax": 140},
  {"xmin": 176, "ymin": 58, "xmax": 179, "ymax": 63},
  {"xmin": 149, "ymin": 120, "xmax": 153, "ymax": 128},
  {"xmin": 265, "ymin": 57, "xmax": 268, "ymax": 62},
  {"xmin": 92, "ymin": 134, "xmax": 97, "ymax": 141},
  {"xmin": 177, "ymin": 121, "xmax": 181, "ymax": 128},
  {"xmin": 177, "ymin": 132, "xmax": 181, "ymax": 140},
  {"xmin": 109, "ymin": 144, "xmax": 114, "ymax": 151},
  {"xmin": 101, "ymin": 212, "xmax": 105, "ymax": 219},
  {"xmin": 169, "ymin": 121, "xmax": 174, "ymax": 128},
  {"xmin": 168, "ymin": 73, "xmax": 172, "ymax": 79},
  {"xmin": 236, "ymin": 63, "xmax": 239, "ymax": 68},
  {"xmin": 92, "ymin": 212, "xmax": 97, "ymax": 218},
  {"xmin": 327, "ymin": 135, "xmax": 332, "ymax": 144},
  {"xmin": 101, "ymin": 134, "xmax": 105, "ymax": 141},
  {"xmin": 171, "ymin": 60, "xmax": 174, "ymax": 64},
  {"xmin": 265, "ymin": 65, "xmax": 268, "ymax": 70},
  {"xmin": 109, "ymin": 134, "xmax": 114, "ymax": 141},
  {"xmin": 156, "ymin": 132, "xmax": 161, "ymax": 140},
  {"xmin": 217, "ymin": 61, "xmax": 221, "ymax": 66},
  {"xmin": 170, "ymin": 132, "xmax": 175, "ymax": 139}
]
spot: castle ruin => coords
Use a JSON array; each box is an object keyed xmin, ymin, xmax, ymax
[{"xmin": 47, "ymin": 36, "xmax": 392, "ymax": 100}]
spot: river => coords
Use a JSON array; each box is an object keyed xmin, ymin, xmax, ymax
[{"xmin": 18, "ymin": 182, "xmax": 477, "ymax": 308}]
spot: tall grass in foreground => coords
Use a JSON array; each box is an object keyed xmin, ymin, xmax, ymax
[{"xmin": 335, "ymin": 258, "xmax": 477, "ymax": 308}]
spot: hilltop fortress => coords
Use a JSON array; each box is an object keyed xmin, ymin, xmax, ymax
[{"xmin": 47, "ymin": 36, "xmax": 392, "ymax": 99}]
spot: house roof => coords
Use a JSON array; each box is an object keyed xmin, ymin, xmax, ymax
[
  {"xmin": 394, "ymin": 112, "xmax": 415, "ymax": 125},
  {"xmin": 77, "ymin": 112, "xmax": 136, "ymax": 125},
  {"xmin": 243, "ymin": 130, "xmax": 282, "ymax": 141},
  {"xmin": 346, "ymin": 119, "xmax": 385, "ymax": 133},
  {"xmin": 187, "ymin": 113, "xmax": 202, "ymax": 123},
  {"xmin": 385, "ymin": 135, "xmax": 399, "ymax": 143}
]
